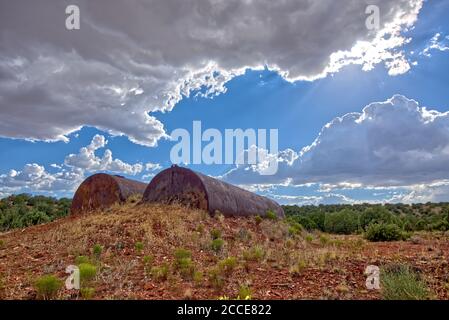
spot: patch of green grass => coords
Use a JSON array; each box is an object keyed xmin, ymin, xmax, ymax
[
  {"xmin": 218, "ymin": 257, "xmax": 237, "ymax": 275},
  {"xmin": 193, "ymin": 271, "xmax": 203, "ymax": 285},
  {"xmin": 143, "ymin": 255, "xmax": 153, "ymax": 266},
  {"xmin": 237, "ymin": 285, "xmax": 252, "ymax": 300},
  {"xmin": 211, "ymin": 238, "xmax": 225, "ymax": 253},
  {"xmin": 243, "ymin": 246, "xmax": 265, "ymax": 262},
  {"xmin": 289, "ymin": 258, "xmax": 307, "ymax": 276},
  {"xmin": 208, "ymin": 267, "xmax": 225, "ymax": 289},
  {"xmin": 34, "ymin": 275, "xmax": 62, "ymax": 300},
  {"xmin": 92, "ymin": 244, "xmax": 103, "ymax": 259},
  {"xmin": 150, "ymin": 263, "xmax": 169, "ymax": 281},
  {"xmin": 265, "ymin": 210, "xmax": 277, "ymax": 220},
  {"xmin": 78, "ymin": 263, "xmax": 97, "ymax": 285},
  {"xmin": 254, "ymin": 215, "xmax": 263, "ymax": 225},
  {"xmin": 135, "ymin": 241, "xmax": 144, "ymax": 253},
  {"xmin": 80, "ymin": 287, "xmax": 95, "ymax": 299},
  {"xmin": 174, "ymin": 248, "xmax": 195, "ymax": 279},
  {"xmin": 319, "ymin": 234, "xmax": 330, "ymax": 245},
  {"xmin": 210, "ymin": 228, "xmax": 222, "ymax": 240},
  {"xmin": 381, "ymin": 264, "xmax": 430, "ymax": 300}
]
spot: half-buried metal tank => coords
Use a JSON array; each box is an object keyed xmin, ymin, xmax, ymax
[
  {"xmin": 142, "ymin": 165, "xmax": 284, "ymax": 218},
  {"xmin": 71, "ymin": 173, "xmax": 147, "ymax": 214}
]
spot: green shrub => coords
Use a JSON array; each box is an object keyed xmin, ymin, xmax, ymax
[
  {"xmin": 92, "ymin": 244, "xmax": 103, "ymax": 258},
  {"xmin": 174, "ymin": 248, "xmax": 195, "ymax": 279},
  {"xmin": 381, "ymin": 264, "xmax": 430, "ymax": 300},
  {"xmin": 265, "ymin": 210, "xmax": 277, "ymax": 220},
  {"xmin": 209, "ymin": 267, "xmax": 225, "ymax": 289},
  {"xmin": 238, "ymin": 285, "xmax": 252, "ymax": 300},
  {"xmin": 34, "ymin": 275, "xmax": 62, "ymax": 300},
  {"xmin": 150, "ymin": 263, "xmax": 169, "ymax": 281},
  {"xmin": 193, "ymin": 271, "xmax": 203, "ymax": 285},
  {"xmin": 218, "ymin": 257, "xmax": 237, "ymax": 275},
  {"xmin": 360, "ymin": 207, "xmax": 395, "ymax": 230},
  {"xmin": 78, "ymin": 263, "xmax": 97, "ymax": 284},
  {"xmin": 143, "ymin": 255, "xmax": 154, "ymax": 266},
  {"xmin": 135, "ymin": 241, "xmax": 144, "ymax": 252},
  {"xmin": 211, "ymin": 238, "xmax": 225, "ymax": 253},
  {"xmin": 324, "ymin": 209, "xmax": 359, "ymax": 234},
  {"xmin": 210, "ymin": 229, "xmax": 222, "ymax": 240},
  {"xmin": 288, "ymin": 215, "xmax": 317, "ymax": 231},
  {"xmin": 254, "ymin": 215, "xmax": 263, "ymax": 225},
  {"xmin": 243, "ymin": 246, "xmax": 264, "ymax": 262},
  {"xmin": 80, "ymin": 287, "xmax": 95, "ymax": 299},
  {"xmin": 174, "ymin": 248, "xmax": 191, "ymax": 261},
  {"xmin": 365, "ymin": 223, "xmax": 406, "ymax": 242},
  {"xmin": 0, "ymin": 239, "xmax": 4, "ymax": 248}
]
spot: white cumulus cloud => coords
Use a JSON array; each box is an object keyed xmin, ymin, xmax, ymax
[
  {"xmin": 0, "ymin": 0, "xmax": 423, "ymax": 146},
  {"xmin": 223, "ymin": 95, "xmax": 449, "ymax": 190}
]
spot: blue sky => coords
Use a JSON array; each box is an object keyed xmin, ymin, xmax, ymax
[{"xmin": 1, "ymin": 0, "xmax": 449, "ymax": 204}]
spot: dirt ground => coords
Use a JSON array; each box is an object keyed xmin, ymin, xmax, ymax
[{"xmin": 0, "ymin": 203, "xmax": 448, "ymax": 300}]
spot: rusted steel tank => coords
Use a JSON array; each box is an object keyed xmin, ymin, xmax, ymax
[
  {"xmin": 142, "ymin": 166, "xmax": 284, "ymax": 218},
  {"xmin": 71, "ymin": 173, "xmax": 147, "ymax": 214}
]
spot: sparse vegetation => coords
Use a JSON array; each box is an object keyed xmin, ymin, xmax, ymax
[
  {"xmin": 243, "ymin": 246, "xmax": 265, "ymax": 262},
  {"xmin": 150, "ymin": 263, "xmax": 169, "ymax": 281},
  {"xmin": 218, "ymin": 257, "xmax": 237, "ymax": 275},
  {"xmin": 1, "ymin": 201, "xmax": 449, "ymax": 299},
  {"xmin": 238, "ymin": 285, "xmax": 252, "ymax": 300},
  {"xmin": 135, "ymin": 241, "xmax": 144, "ymax": 253},
  {"xmin": 265, "ymin": 210, "xmax": 277, "ymax": 220},
  {"xmin": 92, "ymin": 244, "xmax": 103, "ymax": 259},
  {"xmin": 211, "ymin": 238, "xmax": 225, "ymax": 253},
  {"xmin": 381, "ymin": 264, "xmax": 430, "ymax": 300},
  {"xmin": 34, "ymin": 275, "xmax": 62, "ymax": 300},
  {"xmin": 78, "ymin": 263, "xmax": 97, "ymax": 285},
  {"xmin": 80, "ymin": 287, "xmax": 95, "ymax": 299}
]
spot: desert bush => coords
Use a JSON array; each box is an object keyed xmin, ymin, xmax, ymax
[
  {"xmin": 381, "ymin": 264, "xmax": 430, "ymax": 300},
  {"xmin": 135, "ymin": 241, "xmax": 144, "ymax": 253},
  {"xmin": 78, "ymin": 263, "xmax": 97, "ymax": 285},
  {"xmin": 238, "ymin": 285, "xmax": 252, "ymax": 300},
  {"xmin": 174, "ymin": 248, "xmax": 195, "ymax": 279},
  {"xmin": 265, "ymin": 210, "xmax": 277, "ymax": 220},
  {"xmin": 150, "ymin": 263, "xmax": 169, "ymax": 281},
  {"xmin": 80, "ymin": 287, "xmax": 95, "ymax": 299},
  {"xmin": 359, "ymin": 207, "xmax": 395, "ymax": 230},
  {"xmin": 92, "ymin": 244, "xmax": 102, "ymax": 259},
  {"xmin": 208, "ymin": 267, "xmax": 225, "ymax": 289},
  {"xmin": 34, "ymin": 275, "xmax": 62, "ymax": 300},
  {"xmin": 289, "ymin": 258, "xmax": 307, "ymax": 275},
  {"xmin": 254, "ymin": 215, "xmax": 263, "ymax": 225},
  {"xmin": 211, "ymin": 238, "xmax": 225, "ymax": 253},
  {"xmin": 210, "ymin": 229, "xmax": 222, "ymax": 240},
  {"xmin": 243, "ymin": 246, "xmax": 265, "ymax": 262},
  {"xmin": 143, "ymin": 255, "xmax": 154, "ymax": 266},
  {"xmin": 365, "ymin": 223, "xmax": 406, "ymax": 242},
  {"xmin": 324, "ymin": 209, "xmax": 359, "ymax": 234},
  {"xmin": 218, "ymin": 257, "xmax": 237, "ymax": 275}
]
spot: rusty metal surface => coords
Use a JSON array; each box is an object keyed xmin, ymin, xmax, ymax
[
  {"xmin": 71, "ymin": 173, "xmax": 146, "ymax": 214},
  {"xmin": 143, "ymin": 166, "xmax": 284, "ymax": 218}
]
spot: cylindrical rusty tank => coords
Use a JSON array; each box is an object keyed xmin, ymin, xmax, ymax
[
  {"xmin": 71, "ymin": 173, "xmax": 147, "ymax": 214},
  {"xmin": 142, "ymin": 166, "xmax": 284, "ymax": 218}
]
